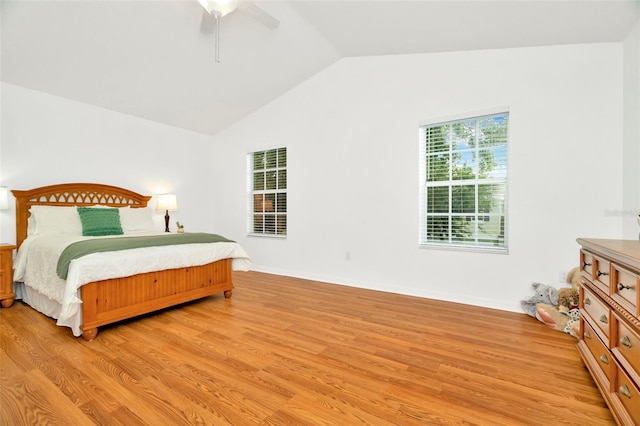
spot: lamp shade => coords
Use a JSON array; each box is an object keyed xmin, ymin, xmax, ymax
[
  {"xmin": 0, "ymin": 186, "xmax": 9, "ymax": 210},
  {"xmin": 156, "ymin": 194, "xmax": 177, "ymax": 212}
]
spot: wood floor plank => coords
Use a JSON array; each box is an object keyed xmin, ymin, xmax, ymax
[{"xmin": 0, "ymin": 270, "xmax": 615, "ymax": 425}]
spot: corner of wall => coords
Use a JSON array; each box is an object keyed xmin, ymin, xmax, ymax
[{"xmin": 622, "ymin": 15, "xmax": 640, "ymax": 239}]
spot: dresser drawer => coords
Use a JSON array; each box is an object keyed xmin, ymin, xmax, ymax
[
  {"xmin": 593, "ymin": 255, "xmax": 611, "ymax": 290},
  {"xmin": 613, "ymin": 315, "xmax": 640, "ymax": 375},
  {"xmin": 582, "ymin": 319, "xmax": 613, "ymax": 383},
  {"xmin": 613, "ymin": 362, "xmax": 640, "ymax": 425},
  {"xmin": 612, "ymin": 264, "xmax": 638, "ymax": 314},
  {"xmin": 582, "ymin": 250, "xmax": 609, "ymax": 294},
  {"xmin": 581, "ymin": 250, "xmax": 594, "ymax": 276},
  {"xmin": 582, "ymin": 287, "xmax": 611, "ymax": 342}
]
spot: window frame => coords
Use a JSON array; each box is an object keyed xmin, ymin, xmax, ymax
[
  {"xmin": 418, "ymin": 109, "xmax": 509, "ymax": 254},
  {"xmin": 247, "ymin": 147, "xmax": 287, "ymax": 238}
]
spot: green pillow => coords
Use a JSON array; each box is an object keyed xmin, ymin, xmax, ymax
[{"xmin": 77, "ymin": 207, "xmax": 123, "ymax": 236}]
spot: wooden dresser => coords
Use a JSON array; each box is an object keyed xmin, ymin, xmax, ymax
[{"xmin": 576, "ymin": 238, "xmax": 640, "ymax": 426}]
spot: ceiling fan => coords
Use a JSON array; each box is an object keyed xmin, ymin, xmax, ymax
[{"xmin": 197, "ymin": 0, "xmax": 280, "ymax": 63}]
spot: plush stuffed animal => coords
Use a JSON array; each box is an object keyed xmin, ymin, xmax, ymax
[
  {"xmin": 565, "ymin": 266, "xmax": 581, "ymax": 291},
  {"xmin": 535, "ymin": 303, "xmax": 580, "ymax": 338},
  {"xmin": 557, "ymin": 287, "xmax": 579, "ymax": 313},
  {"xmin": 528, "ymin": 266, "xmax": 582, "ymax": 338},
  {"xmin": 521, "ymin": 282, "xmax": 559, "ymax": 317}
]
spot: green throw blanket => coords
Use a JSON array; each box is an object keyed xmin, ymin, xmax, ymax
[{"xmin": 56, "ymin": 233, "xmax": 234, "ymax": 279}]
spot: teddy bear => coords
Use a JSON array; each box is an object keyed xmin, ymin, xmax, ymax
[
  {"xmin": 557, "ymin": 287, "xmax": 579, "ymax": 313},
  {"xmin": 565, "ymin": 266, "xmax": 581, "ymax": 290},
  {"xmin": 558, "ymin": 266, "xmax": 581, "ymax": 313},
  {"xmin": 520, "ymin": 282, "xmax": 559, "ymax": 317}
]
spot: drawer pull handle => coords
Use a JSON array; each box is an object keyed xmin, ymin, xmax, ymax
[
  {"xmin": 597, "ymin": 270, "xmax": 609, "ymax": 277},
  {"xmin": 599, "ymin": 354, "xmax": 609, "ymax": 365},
  {"xmin": 583, "ymin": 261, "xmax": 592, "ymax": 268},
  {"xmin": 599, "ymin": 314, "xmax": 608, "ymax": 324},
  {"xmin": 619, "ymin": 385, "xmax": 632, "ymax": 399},
  {"xmin": 584, "ymin": 298, "xmax": 591, "ymax": 305},
  {"xmin": 620, "ymin": 336, "xmax": 632, "ymax": 348},
  {"xmin": 584, "ymin": 330, "xmax": 592, "ymax": 339},
  {"xmin": 618, "ymin": 283, "xmax": 631, "ymax": 291}
]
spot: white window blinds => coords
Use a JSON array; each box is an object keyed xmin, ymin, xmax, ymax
[
  {"xmin": 419, "ymin": 112, "xmax": 508, "ymax": 252},
  {"xmin": 248, "ymin": 147, "xmax": 287, "ymax": 237}
]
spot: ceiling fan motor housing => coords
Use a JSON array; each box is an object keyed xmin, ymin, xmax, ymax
[{"xmin": 198, "ymin": 0, "xmax": 238, "ymax": 17}]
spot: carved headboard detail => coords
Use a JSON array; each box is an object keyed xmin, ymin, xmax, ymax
[{"xmin": 11, "ymin": 183, "xmax": 152, "ymax": 248}]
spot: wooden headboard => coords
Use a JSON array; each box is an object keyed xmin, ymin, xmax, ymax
[{"xmin": 11, "ymin": 183, "xmax": 152, "ymax": 248}]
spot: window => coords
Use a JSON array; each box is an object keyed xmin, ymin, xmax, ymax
[
  {"xmin": 419, "ymin": 112, "xmax": 508, "ymax": 252},
  {"xmin": 248, "ymin": 147, "xmax": 287, "ymax": 236}
]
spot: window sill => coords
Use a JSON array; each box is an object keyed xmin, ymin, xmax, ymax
[
  {"xmin": 247, "ymin": 233, "xmax": 287, "ymax": 239},
  {"xmin": 419, "ymin": 243, "xmax": 508, "ymax": 255}
]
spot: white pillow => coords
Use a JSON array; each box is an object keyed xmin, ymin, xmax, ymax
[
  {"xmin": 27, "ymin": 216, "xmax": 36, "ymax": 236},
  {"xmin": 29, "ymin": 205, "xmax": 83, "ymax": 236},
  {"xmin": 119, "ymin": 207, "xmax": 156, "ymax": 233}
]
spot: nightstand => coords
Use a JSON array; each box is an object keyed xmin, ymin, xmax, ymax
[{"xmin": 0, "ymin": 244, "xmax": 16, "ymax": 308}]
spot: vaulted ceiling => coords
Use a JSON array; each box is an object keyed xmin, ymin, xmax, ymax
[{"xmin": 1, "ymin": 0, "xmax": 638, "ymax": 136}]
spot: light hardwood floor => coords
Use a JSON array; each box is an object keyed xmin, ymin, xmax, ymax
[{"xmin": 1, "ymin": 271, "xmax": 614, "ymax": 425}]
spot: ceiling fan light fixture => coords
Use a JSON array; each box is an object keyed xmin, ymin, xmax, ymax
[{"xmin": 197, "ymin": 0, "xmax": 238, "ymax": 17}]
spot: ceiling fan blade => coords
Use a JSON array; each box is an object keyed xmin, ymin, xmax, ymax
[
  {"xmin": 239, "ymin": 1, "xmax": 279, "ymax": 30},
  {"xmin": 200, "ymin": 10, "xmax": 216, "ymax": 34}
]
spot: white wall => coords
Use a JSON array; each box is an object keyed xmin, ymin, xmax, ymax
[
  {"xmin": 0, "ymin": 83, "xmax": 217, "ymax": 243},
  {"xmin": 623, "ymin": 16, "xmax": 640, "ymax": 239},
  {"xmin": 210, "ymin": 43, "xmax": 625, "ymax": 312},
  {"xmin": 0, "ymin": 41, "xmax": 632, "ymax": 314}
]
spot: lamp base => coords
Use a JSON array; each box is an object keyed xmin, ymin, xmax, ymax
[{"xmin": 164, "ymin": 210, "xmax": 170, "ymax": 232}]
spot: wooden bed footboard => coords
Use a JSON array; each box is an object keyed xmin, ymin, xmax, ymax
[{"xmin": 81, "ymin": 259, "xmax": 233, "ymax": 340}]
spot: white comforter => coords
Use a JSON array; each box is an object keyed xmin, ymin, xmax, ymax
[{"xmin": 13, "ymin": 232, "xmax": 252, "ymax": 336}]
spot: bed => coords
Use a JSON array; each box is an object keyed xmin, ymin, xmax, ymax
[{"xmin": 11, "ymin": 183, "xmax": 251, "ymax": 340}]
